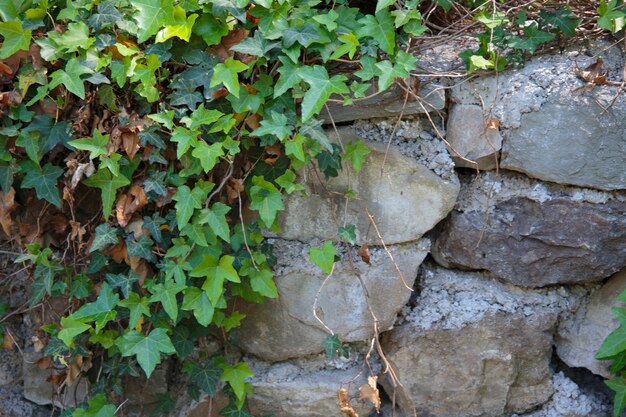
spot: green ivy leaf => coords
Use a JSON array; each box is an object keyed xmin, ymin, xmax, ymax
[
  {"xmin": 282, "ymin": 23, "xmax": 325, "ymax": 48},
  {"xmin": 275, "ymin": 170, "xmax": 304, "ymax": 194},
  {"xmin": 172, "ymin": 181, "xmax": 214, "ymax": 229},
  {"xmin": 540, "ymin": 8, "xmax": 581, "ymax": 37},
  {"xmin": 329, "ymin": 33, "xmax": 359, "ymax": 60},
  {"xmin": 323, "ymin": 334, "xmax": 343, "ymax": 359},
  {"xmin": 181, "ymin": 286, "xmax": 215, "ymax": 326},
  {"xmin": 219, "ymin": 361, "xmax": 254, "ymax": 403},
  {"xmin": 49, "ymin": 59, "xmax": 94, "ymax": 100},
  {"xmin": 338, "ymin": 224, "xmax": 357, "ymax": 245},
  {"xmin": 210, "ymin": 57, "xmax": 249, "ymax": 98},
  {"xmin": 596, "ymin": 324, "xmax": 626, "ymax": 359},
  {"xmin": 117, "ymin": 328, "xmax": 176, "ymax": 378},
  {"xmin": 150, "ymin": 278, "xmax": 186, "ymax": 322},
  {"xmin": 58, "ymin": 316, "xmax": 92, "ymax": 347},
  {"xmin": 90, "ymin": 223, "xmax": 119, "ymax": 252},
  {"xmin": 248, "ymin": 176, "xmax": 284, "ymax": 228},
  {"xmin": 0, "ymin": 21, "xmax": 31, "ymax": 59},
  {"xmin": 343, "ymin": 140, "xmax": 370, "ymax": 173},
  {"xmin": 72, "ymin": 394, "xmax": 116, "ymax": 417},
  {"xmin": 83, "ymin": 168, "xmax": 130, "ymax": 218},
  {"xmin": 251, "ymin": 111, "xmax": 293, "ymax": 141},
  {"xmin": 197, "ymin": 202, "xmax": 231, "ymax": 243},
  {"xmin": 193, "ymin": 14, "xmax": 229, "ymax": 46},
  {"xmin": 191, "ymin": 254, "xmax": 240, "ymax": 304},
  {"xmin": 509, "ymin": 23, "xmax": 555, "ymax": 53},
  {"xmin": 133, "ymin": 0, "xmax": 175, "ymax": 43},
  {"xmin": 376, "ymin": 0, "xmax": 395, "ymax": 13},
  {"xmin": 606, "ymin": 378, "xmax": 626, "ymax": 417},
  {"xmin": 88, "ymin": 1, "xmax": 123, "ymax": 30},
  {"xmin": 68, "ymin": 130, "xmax": 110, "ymax": 160},
  {"xmin": 249, "ymin": 267, "xmax": 278, "ymax": 298},
  {"xmin": 72, "ymin": 282, "xmax": 119, "ymax": 333},
  {"xmin": 298, "ymin": 65, "xmax": 348, "ymax": 122},
  {"xmin": 183, "ymin": 359, "xmax": 222, "ymax": 396},
  {"xmin": 106, "ymin": 272, "xmax": 139, "ymax": 299},
  {"xmin": 118, "ymin": 292, "xmax": 152, "ymax": 329},
  {"xmin": 308, "ymin": 240, "xmax": 337, "ymax": 274},
  {"xmin": 230, "ymin": 31, "xmax": 278, "ymax": 56},
  {"xmin": 273, "ymin": 56, "xmax": 302, "ymax": 98},
  {"xmin": 191, "ymin": 141, "xmax": 224, "ymax": 173},
  {"xmin": 156, "ymin": 7, "xmax": 198, "ymax": 43},
  {"xmin": 357, "ymin": 10, "xmax": 396, "ymax": 55},
  {"xmin": 21, "ymin": 162, "xmax": 63, "ymax": 207},
  {"xmin": 171, "ymin": 127, "xmax": 199, "ymax": 158}
]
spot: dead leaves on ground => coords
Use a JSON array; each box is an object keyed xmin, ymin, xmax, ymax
[
  {"xmin": 337, "ymin": 376, "xmax": 381, "ymax": 417},
  {"xmin": 574, "ymin": 57, "xmax": 607, "ymax": 85}
]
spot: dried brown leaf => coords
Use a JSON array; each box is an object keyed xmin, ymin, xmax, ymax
[
  {"xmin": 358, "ymin": 376, "xmax": 381, "ymax": 412},
  {"xmin": 358, "ymin": 244, "xmax": 370, "ymax": 265},
  {"xmin": 0, "ymin": 187, "xmax": 17, "ymax": 235},
  {"xmin": 35, "ymin": 356, "xmax": 52, "ymax": 370},
  {"xmin": 574, "ymin": 57, "xmax": 607, "ymax": 85},
  {"xmin": 2, "ymin": 333, "xmax": 13, "ymax": 349},
  {"xmin": 122, "ymin": 132, "xmax": 140, "ymax": 160},
  {"xmin": 129, "ymin": 256, "xmax": 152, "ymax": 285},
  {"xmin": 65, "ymin": 355, "xmax": 83, "ymax": 386},
  {"xmin": 338, "ymin": 388, "xmax": 359, "ymax": 417},
  {"xmin": 115, "ymin": 184, "xmax": 148, "ymax": 227}
]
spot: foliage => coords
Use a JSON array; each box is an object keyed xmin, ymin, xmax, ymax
[
  {"xmin": 0, "ymin": 0, "xmax": 617, "ymax": 415},
  {"xmin": 597, "ymin": 288, "xmax": 626, "ymax": 417}
]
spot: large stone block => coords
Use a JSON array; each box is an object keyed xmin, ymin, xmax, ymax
[
  {"xmin": 451, "ymin": 43, "xmax": 626, "ymax": 190},
  {"xmin": 446, "ymin": 104, "xmax": 502, "ymax": 170},
  {"xmin": 277, "ymin": 128, "xmax": 459, "ymax": 245},
  {"xmin": 557, "ymin": 268, "xmax": 626, "ymax": 378},
  {"xmin": 246, "ymin": 356, "xmax": 376, "ymax": 417},
  {"xmin": 236, "ymin": 239, "xmax": 429, "ymax": 362},
  {"xmin": 380, "ymin": 265, "xmax": 570, "ymax": 417},
  {"xmin": 432, "ymin": 172, "xmax": 626, "ymax": 287},
  {"xmin": 320, "ymin": 82, "xmax": 445, "ymax": 123}
]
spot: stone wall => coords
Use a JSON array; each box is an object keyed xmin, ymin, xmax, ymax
[{"xmin": 3, "ymin": 42, "xmax": 625, "ymax": 417}]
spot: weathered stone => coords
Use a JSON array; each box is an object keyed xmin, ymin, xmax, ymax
[
  {"xmin": 23, "ymin": 351, "xmax": 89, "ymax": 407},
  {"xmin": 277, "ymin": 128, "xmax": 459, "ymax": 245},
  {"xmin": 557, "ymin": 269, "xmax": 626, "ymax": 378},
  {"xmin": 246, "ymin": 356, "xmax": 376, "ymax": 417},
  {"xmin": 320, "ymin": 82, "xmax": 445, "ymax": 123},
  {"xmin": 501, "ymin": 100, "xmax": 626, "ymax": 190},
  {"xmin": 433, "ymin": 196, "xmax": 626, "ymax": 287},
  {"xmin": 431, "ymin": 171, "xmax": 626, "ymax": 287},
  {"xmin": 446, "ymin": 104, "xmax": 502, "ymax": 170},
  {"xmin": 451, "ymin": 43, "xmax": 626, "ymax": 190},
  {"xmin": 123, "ymin": 364, "xmax": 169, "ymax": 408},
  {"xmin": 236, "ymin": 239, "xmax": 429, "ymax": 362},
  {"xmin": 382, "ymin": 313, "xmax": 555, "ymax": 417}
]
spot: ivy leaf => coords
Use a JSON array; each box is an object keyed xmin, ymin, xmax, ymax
[
  {"xmin": 285, "ymin": 134, "xmax": 306, "ymax": 162},
  {"xmin": 171, "ymin": 326, "xmax": 194, "ymax": 359},
  {"xmin": 172, "ymin": 181, "xmax": 213, "ymax": 229},
  {"xmin": 313, "ymin": 9, "xmax": 339, "ymax": 31},
  {"xmin": 90, "ymin": 223, "xmax": 119, "ymax": 252},
  {"xmin": 251, "ymin": 111, "xmax": 292, "ymax": 142},
  {"xmin": 509, "ymin": 23, "xmax": 555, "ymax": 53},
  {"xmin": 539, "ymin": 8, "xmax": 581, "ymax": 37},
  {"xmin": 323, "ymin": 334, "xmax": 349, "ymax": 359},
  {"xmin": 354, "ymin": 55, "xmax": 379, "ymax": 81},
  {"xmin": 181, "ymin": 286, "xmax": 215, "ymax": 326},
  {"xmin": 58, "ymin": 316, "xmax": 92, "ymax": 347},
  {"xmin": 68, "ymin": 130, "xmax": 110, "ymax": 160},
  {"xmin": 72, "ymin": 394, "xmax": 116, "ymax": 417},
  {"xmin": 150, "ymin": 278, "xmax": 186, "ymax": 322},
  {"xmin": 273, "ymin": 56, "xmax": 301, "ymax": 98},
  {"xmin": 375, "ymin": 60, "xmax": 406, "ymax": 91},
  {"xmin": 249, "ymin": 267, "xmax": 278, "ymax": 299},
  {"xmin": 357, "ymin": 10, "xmax": 396, "ymax": 55},
  {"xmin": 191, "ymin": 254, "xmax": 240, "ymax": 305},
  {"xmin": 21, "ymin": 162, "xmax": 63, "ymax": 207},
  {"xmin": 475, "ymin": 11, "xmax": 509, "ymax": 29},
  {"xmin": 329, "ymin": 33, "xmax": 359, "ymax": 60},
  {"xmin": 171, "ymin": 127, "xmax": 199, "ymax": 158},
  {"xmin": 275, "ymin": 170, "xmax": 304, "ymax": 194},
  {"xmin": 210, "ymin": 57, "xmax": 249, "ymax": 98},
  {"xmin": 230, "ymin": 31, "xmax": 278, "ymax": 56},
  {"xmin": 191, "ymin": 141, "xmax": 224, "ymax": 173},
  {"xmin": 606, "ymin": 378, "xmax": 626, "ymax": 417},
  {"xmin": 49, "ymin": 59, "xmax": 94, "ymax": 100},
  {"xmin": 106, "ymin": 272, "xmax": 139, "ymax": 299},
  {"xmin": 282, "ymin": 24, "xmax": 324, "ymax": 48},
  {"xmin": 219, "ymin": 361, "xmax": 254, "ymax": 403},
  {"xmin": 248, "ymin": 176, "xmax": 284, "ymax": 228},
  {"xmin": 198, "ymin": 202, "xmax": 231, "ymax": 243},
  {"xmin": 72, "ymin": 282, "xmax": 119, "ymax": 333},
  {"xmin": 118, "ymin": 292, "xmax": 152, "ymax": 329},
  {"xmin": 0, "ymin": 21, "xmax": 32, "ymax": 59},
  {"xmin": 338, "ymin": 224, "xmax": 357, "ymax": 245},
  {"xmin": 343, "ymin": 140, "xmax": 371, "ymax": 173},
  {"xmin": 309, "ymin": 240, "xmax": 337, "ymax": 274},
  {"xmin": 596, "ymin": 324, "xmax": 626, "ymax": 359},
  {"xmin": 118, "ymin": 328, "xmax": 176, "ymax": 378},
  {"xmin": 83, "ymin": 168, "xmax": 130, "ymax": 218},
  {"xmin": 126, "ymin": 235, "xmax": 156, "ymax": 262},
  {"xmin": 193, "ymin": 14, "xmax": 229, "ymax": 46},
  {"xmin": 133, "ymin": 0, "xmax": 174, "ymax": 43},
  {"xmin": 298, "ymin": 66, "xmax": 348, "ymax": 122},
  {"xmin": 183, "ymin": 105, "xmax": 224, "ymax": 130},
  {"xmin": 183, "ymin": 360, "xmax": 222, "ymax": 396},
  {"xmin": 156, "ymin": 8, "xmax": 198, "ymax": 43},
  {"xmin": 88, "ymin": 1, "xmax": 123, "ymax": 30}
]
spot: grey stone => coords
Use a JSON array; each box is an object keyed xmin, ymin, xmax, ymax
[
  {"xmin": 0, "ymin": 385, "xmax": 51, "ymax": 417},
  {"xmin": 446, "ymin": 104, "xmax": 502, "ymax": 170},
  {"xmin": 501, "ymin": 100, "xmax": 626, "ymax": 190},
  {"xmin": 0, "ymin": 348, "xmax": 21, "ymax": 385},
  {"xmin": 381, "ymin": 313, "xmax": 555, "ymax": 417},
  {"xmin": 22, "ymin": 351, "xmax": 89, "ymax": 407},
  {"xmin": 236, "ymin": 239, "xmax": 429, "ymax": 362},
  {"xmin": 557, "ymin": 268, "xmax": 626, "ymax": 378},
  {"xmin": 277, "ymin": 129, "xmax": 459, "ymax": 245},
  {"xmin": 246, "ymin": 355, "xmax": 376, "ymax": 417},
  {"xmin": 320, "ymin": 82, "xmax": 445, "ymax": 123},
  {"xmin": 431, "ymin": 172, "xmax": 626, "ymax": 287}
]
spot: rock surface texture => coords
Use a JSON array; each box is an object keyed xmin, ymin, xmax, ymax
[
  {"xmin": 432, "ymin": 172, "xmax": 626, "ymax": 287},
  {"xmin": 557, "ymin": 269, "xmax": 626, "ymax": 378},
  {"xmin": 381, "ymin": 264, "xmax": 585, "ymax": 417},
  {"xmin": 236, "ymin": 239, "xmax": 429, "ymax": 361},
  {"xmin": 451, "ymin": 42, "xmax": 626, "ymax": 190},
  {"xmin": 276, "ymin": 128, "xmax": 459, "ymax": 245}
]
